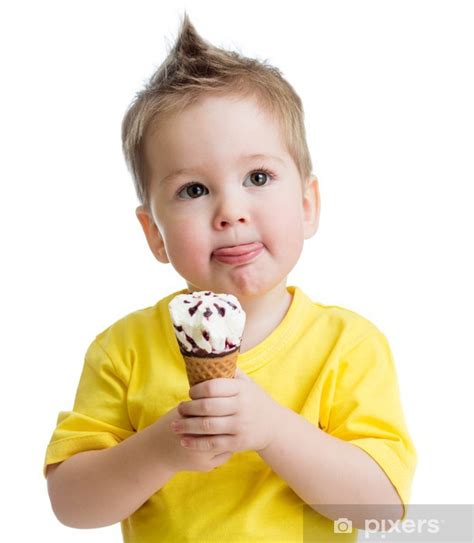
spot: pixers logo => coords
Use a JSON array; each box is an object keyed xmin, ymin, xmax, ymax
[
  {"xmin": 333, "ymin": 517, "xmax": 352, "ymax": 533},
  {"xmin": 362, "ymin": 517, "xmax": 441, "ymax": 538}
]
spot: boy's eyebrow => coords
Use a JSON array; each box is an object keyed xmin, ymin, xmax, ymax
[{"xmin": 159, "ymin": 153, "xmax": 286, "ymax": 185}]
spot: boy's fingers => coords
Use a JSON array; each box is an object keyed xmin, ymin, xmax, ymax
[
  {"xmin": 180, "ymin": 434, "xmax": 235, "ymax": 452},
  {"xmin": 189, "ymin": 377, "xmax": 239, "ymax": 399},
  {"xmin": 172, "ymin": 415, "xmax": 234, "ymax": 435},
  {"xmin": 179, "ymin": 397, "xmax": 238, "ymax": 417}
]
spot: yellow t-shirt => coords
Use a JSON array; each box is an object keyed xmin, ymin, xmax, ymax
[{"xmin": 43, "ymin": 285, "xmax": 417, "ymax": 542}]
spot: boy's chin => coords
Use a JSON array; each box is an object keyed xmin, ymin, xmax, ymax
[{"xmin": 184, "ymin": 275, "xmax": 287, "ymax": 298}]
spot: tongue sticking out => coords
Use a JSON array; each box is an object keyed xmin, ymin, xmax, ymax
[{"xmin": 213, "ymin": 242, "xmax": 263, "ymax": 257}]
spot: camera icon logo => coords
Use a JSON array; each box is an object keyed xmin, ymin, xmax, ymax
[{"xmin": 334, "ymin": 517, "xmax": 353, "ymax": 533}]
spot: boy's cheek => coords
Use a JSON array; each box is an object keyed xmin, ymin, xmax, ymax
[{"xmin": 164, "ymin": 231, "xmax": 210, "ymax": 264}]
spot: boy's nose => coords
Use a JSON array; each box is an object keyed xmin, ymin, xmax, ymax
[
  {"xmin": 214, "ymin": 214, "xmax": 248, "ymax": 230},
  {"xmin": 213, "ymin": 201, "xmax": 250, "ymax": 230}
]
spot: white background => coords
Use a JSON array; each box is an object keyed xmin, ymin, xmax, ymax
[{"xmin": 1, "ymin": 0, "xmax": 473, "ymax": 541}]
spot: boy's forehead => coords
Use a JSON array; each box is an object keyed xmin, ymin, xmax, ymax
[
  {"xmin": 145, "ymin": 96, "xmax": 291, "ymax": 178},
  {"xmin": 148, "ymin": 93, "xmax": 285, "ymax": 146}
]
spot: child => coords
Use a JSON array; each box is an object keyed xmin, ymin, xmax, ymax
[{"xmin": 44, "ymin": 13, "xmax": 416, "ymax": 542}]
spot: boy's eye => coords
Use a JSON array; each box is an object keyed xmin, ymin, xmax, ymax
[
  {"xmin": 178, "ymin": 183, "xmax": 208, "ymax": 200},
  {"xmin": 176, "ymin": 169, "xmax": 275, "ymax": 200},
  {"xmin": 249, "ymin": 171, "xmax": 269, "ymax": 186}
]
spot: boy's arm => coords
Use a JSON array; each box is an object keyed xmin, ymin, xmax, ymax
[
  {"xmin": 47, "ymin": 417, "xmax": 175, "ymax": 529},
  {"xmin": 258, "ymin": 405, "xmax": 403, "ymax": 530}
]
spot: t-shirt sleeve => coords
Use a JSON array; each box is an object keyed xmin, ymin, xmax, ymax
[
  {"xmin": 321, "ymin": 331, "xmax": 417, "ymax": 520},
  {"xmin": 43, "ymin": 338, "xmax": 134, "ymax": 478}
]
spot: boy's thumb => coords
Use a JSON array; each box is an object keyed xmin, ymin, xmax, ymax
[{"xmin": 235, "ymin": 367, "xmax": 252, "ymax": 381}]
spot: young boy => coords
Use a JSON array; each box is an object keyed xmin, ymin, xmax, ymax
[{"xmin": 44, "ymin": 13, "xmax": 417, "ymax": 542}]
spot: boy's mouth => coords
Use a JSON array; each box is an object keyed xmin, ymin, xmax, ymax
[
  {"xmin": 212, "ymin": 242, "xmax": 264, "ymax": 265},
  {"xmin": 212, "ymin": 242, "xmax": 263, "ymax": 257}
]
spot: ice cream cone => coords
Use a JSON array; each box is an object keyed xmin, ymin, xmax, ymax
[
  {"xmin": 182, "ymin": 348, "xmax": 240, "ymax": 387},
  {"xmin": 168, "ymin": 290, "xmax": 245, "ymax": 387}
]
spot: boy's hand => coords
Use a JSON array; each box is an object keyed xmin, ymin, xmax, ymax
[
  {"xmin": 172, "ymin": 368, "xmax": 282, "ymax": 453},
  {"xmin": 152, "ymin": 406, "xmax": 233, "ymax": 474}
]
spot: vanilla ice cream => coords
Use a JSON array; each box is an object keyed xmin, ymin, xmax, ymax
[{"xmin": 168, "ymin": 290, "xmax": 246, "ymax": 357}]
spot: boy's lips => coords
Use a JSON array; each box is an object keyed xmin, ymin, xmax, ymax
[
  {"xmin": 212, "ymin": 242, "xmax": 264, "ymax": 265},
  {"xmin": 212, "ymin": 242, "xmax": 263, "ymax": 257}
]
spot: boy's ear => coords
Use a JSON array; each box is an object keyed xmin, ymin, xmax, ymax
[
  {"xmin": 135, "ymin": 205, "xmax": 169, "ymax": 264},
  {"xmin": 302, "ymin": 175, "xmax": 321, "ymax": 239}
]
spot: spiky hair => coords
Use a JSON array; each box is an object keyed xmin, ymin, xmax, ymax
[{"xmin": 122, "ymin": 12, "xmax": 313, "ymax": 209}]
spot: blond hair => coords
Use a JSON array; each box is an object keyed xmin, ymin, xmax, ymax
[{"xmin": 121, "ymin": 12, "xmax": 313, "ymax": 210}]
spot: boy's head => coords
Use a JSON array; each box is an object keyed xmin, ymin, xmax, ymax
[{"xmin": 121, "ymin": 13, "xmax": 320, "ymax": 299}]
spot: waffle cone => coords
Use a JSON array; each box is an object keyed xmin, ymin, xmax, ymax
[{"xmin": 182, "ymin": 349, "xmax": 239, "ymax": 387}]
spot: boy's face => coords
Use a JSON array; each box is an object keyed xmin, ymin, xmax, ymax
[{"xmin": 136, "ymin": 93, "xmax": 319, "ymax": 299}]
